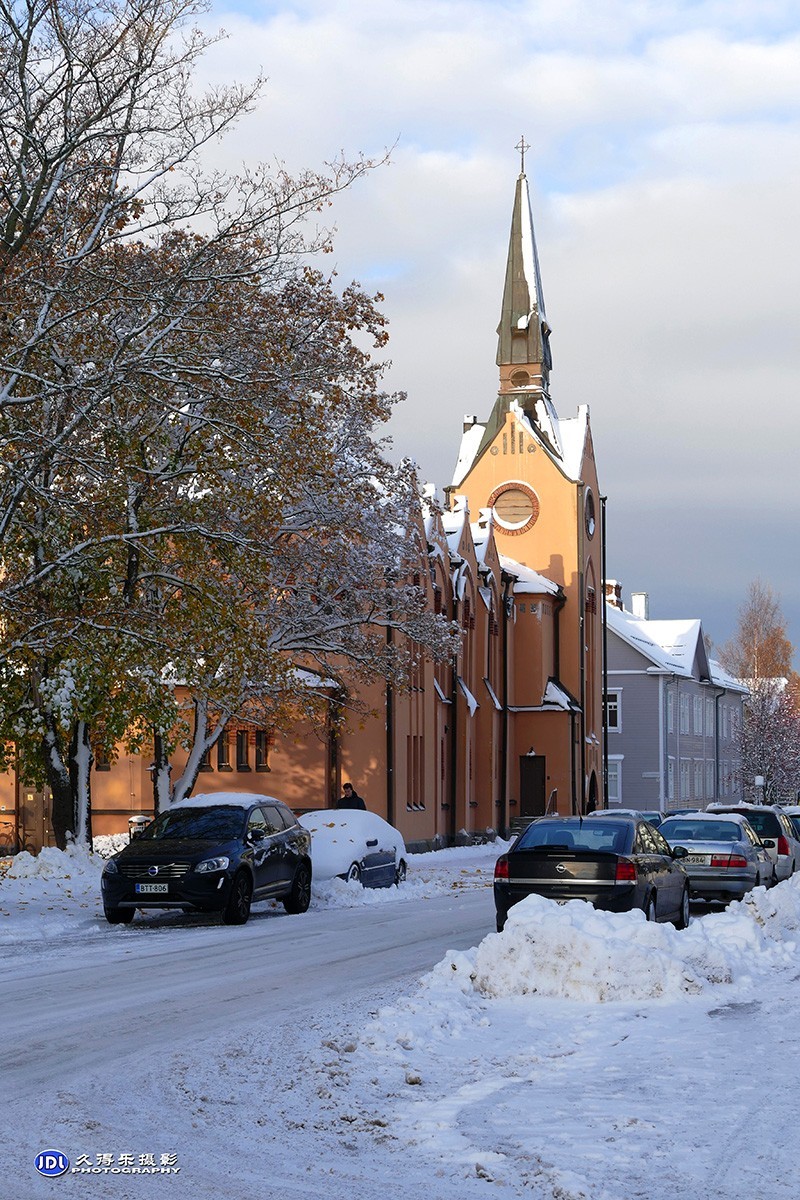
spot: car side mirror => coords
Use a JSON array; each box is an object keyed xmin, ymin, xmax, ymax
[
  {"xmin": 249, "ymin": 828, "xmax": 266, "ymax": 843},
  {"xmin": 672, "ymin": 845, "xmax": 689, "ymax": 859}
]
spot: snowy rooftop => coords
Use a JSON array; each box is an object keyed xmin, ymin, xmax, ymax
[
  {"xmin": 607, "ymin": 605, "xmax": 704, "ymax": 678},
  {"xmin": 499, "ymin": 554, "xmax": 560, "ymax": 596}
]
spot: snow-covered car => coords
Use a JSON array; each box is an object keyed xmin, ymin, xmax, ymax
[{"xmin": 298, "ymin": 810, "xmax": 407, "ymax": 888}]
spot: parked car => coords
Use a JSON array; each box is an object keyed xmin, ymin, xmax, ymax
[
  {"xmin": 101, "ymin": 793, "xmax": 312, "ymax": 926},
  {"xmin": 298, "ymin": 809, "xmax": 407, "ymax": 888},
  {"xmin": 780, "ymin": 806, "xmax": 800, "ymax": 842},
  {"xmin": 707, "ymin": 804, "xmax": 800, "ymax": 883},
  {"xmin": 493, "ymin": 816, "xmax": 690, "ymax": 932},
  {"xmin": 659, "ymin": 811, "xmax": 774, "ymax": 902},
  {"xmin": 587, "ymin": 808, "xmax": 665, "ymax": 828}
]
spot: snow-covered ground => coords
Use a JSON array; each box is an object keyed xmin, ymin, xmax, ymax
[{"xmin": 3, "ymin": 842, "xmax": 800, "ymax": 1199}]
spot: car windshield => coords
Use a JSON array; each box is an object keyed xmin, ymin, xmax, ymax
[
  {"xmin": 138, "ymin": 806, "xmax": 246, "ymax": 841},
  {"xmin": 517, "ymin": 820, "xmax": 629, "ymax": 855},
  {"xmin": 661, "ymin": 820, "xmax": 741, "ymax": 843}
]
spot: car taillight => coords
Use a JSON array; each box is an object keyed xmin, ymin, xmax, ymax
[
  {"xmin": 615, "ymin": 858, "xmax": 637, "ymax": 883},
  {"xmin": 777, "ymin": 836, "xmax": 790, "ymax": 857},
  {"xmin": 494, "ymin": 856, "xmax": 509, "ymax": 881},
  {"xmin": 710, "ymin": 854, "xmax": 748, "ymax": 869}
]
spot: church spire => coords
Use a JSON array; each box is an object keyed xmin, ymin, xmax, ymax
[{"xmin": 496, "ymin": 147, "xmax": 552, "ymax": 399}]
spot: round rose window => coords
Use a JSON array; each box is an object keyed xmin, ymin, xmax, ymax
[{"xmin": 488, "ymin": 482, "xmax": 540, "ymax": 536}]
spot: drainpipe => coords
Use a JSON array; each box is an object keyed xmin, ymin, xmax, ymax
[
  {"xmin": 552, "ymin": 590, "xmax": 569, "ymax": 811},
  {"xmin": 578, "ymin": 484, "xmax": 586, "ymax": 815},
  {"xmin": 570, "ymin": 710, "xmax": 577, "ymax": 815},
  {"xmin": 600, "ymin": 495, "xmax": 609, "ymax": 807},
  {"xmin": 712, "ymin": 685, "xmax": 725, "ymax": 803},
  {"xmin": 500, "ymin": 572, "xmax": 513, "ymax": 837},
  {"xmin": 448, "ymin": 573, "xmax": 461, "ymax": 846},
  {"xmin": 328, "ymin": 691, "xmax": 342, "ymax": 807},
  {"xmin": 675, "ymin": 677, "xmax": 681, "ymax": 806},
  {"xmin": 386, "ymin": 625, "xmax": 395, "ymax": 827}
]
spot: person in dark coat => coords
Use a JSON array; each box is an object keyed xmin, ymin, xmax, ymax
[{"xmin": 336, "ymin": 782, "xmax": 366, "ymax": 810}]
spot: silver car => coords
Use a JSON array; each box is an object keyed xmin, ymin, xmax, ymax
[
  {"xmin": 659, "ymin": 812, "xmax": 774, "ymax": 902},
  {"xmin": 708, "ymin": 804, "xmax": 800, "ymax": 883}
]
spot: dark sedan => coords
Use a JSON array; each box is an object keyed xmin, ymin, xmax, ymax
[
  {"xmin": 494, "ymin": 816, "xmax": 690, "ymax": 932},
  {"xmin": 101, "ymin": 795, "xmax": 312, "ymax": 926}
]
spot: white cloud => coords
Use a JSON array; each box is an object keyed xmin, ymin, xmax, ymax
[{"xmin": 199, "ymin": 0, "xmax": 800, "ymax": 650}]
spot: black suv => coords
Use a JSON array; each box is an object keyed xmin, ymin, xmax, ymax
[{"xmin": 101, "ymin": 795, "xmax": 312, "ymax": 926}]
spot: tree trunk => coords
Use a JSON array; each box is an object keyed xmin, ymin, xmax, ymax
[
  {"xmin": 42, "ymin": 717, "xmax": 74, "ymax": 850},
  {"xmin": 152, "ymin": 731, "xmax": 172, "ymax": 816},
  {"xmin": 69, "ymin": 721, "xmax": 94, "ymax": 846}
]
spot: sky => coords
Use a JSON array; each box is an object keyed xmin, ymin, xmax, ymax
[
  {"xmin": 195, "ymin": 0, "xmax": 800, "ymax": 656},
  {"xmin": 7, "ymin": 840, "xmax": 800, "ymax": 1198}
]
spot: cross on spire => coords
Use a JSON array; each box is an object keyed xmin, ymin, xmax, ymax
[{"xmin": 515, "ymin": 135, "xmax": 530, "ymax": 176}]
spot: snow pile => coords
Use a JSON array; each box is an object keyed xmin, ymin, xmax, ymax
[
  {"xmin": 360, "ymin": 881, "xmax": 800, "ymax": 1066},
  {"xmin": 5, "ymin": 842, "xmax": 100, "ymax": 881},
  {"xmin": 464, "ymin": 884, "xmax": 800, "ymax": 1002}
]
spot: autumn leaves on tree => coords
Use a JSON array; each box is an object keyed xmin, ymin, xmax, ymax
[
  {"xmin": 0, "ymin": 0, "xmax": 455, "ymax": 846},
  {"xmin": 719, "ymin": 580, "xmax": 800, "ymax": 805}
]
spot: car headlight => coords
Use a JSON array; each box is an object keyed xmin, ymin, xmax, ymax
[
  {"xmin": 102, "ymin": 858, "xmax": 118, "ymax": 875},
  {"xmin": 194, "ymin": 856, "xmax": 230, "ymax": 874}
]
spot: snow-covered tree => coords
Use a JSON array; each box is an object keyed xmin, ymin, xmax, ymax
[
  {"xmin": 719, "ymin": 580, "xmax": 800, "ymax": 804},
  {"xmin": 0, "ymin": 0, "xmax": 455, "ymax": 845}
]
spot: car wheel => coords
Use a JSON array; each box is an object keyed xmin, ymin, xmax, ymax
[
  {"xmin": 644, "ymin": 894, "xmax": 657, "ymax": 922},
  {"xmin": 675, "ymin": 886, "xmax": 690, "ymax": 930},
  {"xmin": 395, "ymin": 859, "xmax": 407, "ymax": 885},
  {"xmin": 104, "ymin": 906, "xmax": 134, "ymax": 925},
  {"xmin": 283, "ymin": 863, "xmax": 312, "ymax": 914},
  {"xmin": 222, "ymin": 871, "xmax": 252, "ymax": 925},
  {"xmin": 346, "ymin": 862, "xmax": 362, "ymax": 884}
]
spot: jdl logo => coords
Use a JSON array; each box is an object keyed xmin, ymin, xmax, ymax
[{"xmin": 35, "ymin": 1150, "xmax": 70, "ymax": 1177}]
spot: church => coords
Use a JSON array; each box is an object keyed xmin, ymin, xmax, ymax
[{"xmin": 4, "ymin": 163, "xmax": 605, "ymax": 851}]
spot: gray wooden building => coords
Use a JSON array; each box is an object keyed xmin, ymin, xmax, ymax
[{"xmin": 605, "ymin": 588, "xmax": 748, "ymax": 812}]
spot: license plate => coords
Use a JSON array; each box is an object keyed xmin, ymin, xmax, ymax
[
  {"xmin": 135, "ymin": 882, "xmax": 169, "ymax": 894},
  {"xmin": 684, "ymin": 855, "xmax": 707, "ymax": 865}
]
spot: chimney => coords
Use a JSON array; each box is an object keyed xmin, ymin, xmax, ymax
[
  {"xmin": 463, "ymin": 414, "xmax": 478, "ymax": 432},
  {"xmin": 604, "ymin": 580, "xmax": 623, "ymax": 610},
  {"xmin": 631, "ymin": 591, "xmax": 649, "ymax": 620}
]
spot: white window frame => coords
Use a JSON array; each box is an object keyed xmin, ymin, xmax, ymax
[
  {"xmin": 705, "ymin": 697, "xmax": 714, "ymax": 738},
  {"xmin": 667, "ymin": 691, "xmax": 674, "ymax": 734},
  {"xmin": 680, "ymin": 757, "xmax": 691, "ymax": 802},
  {"xmin": 706, "ymin": 758, "xmax": 715, "ymax": 801},
  {"xmin": 667, "ymin": 757, "xmax": 675, "ymax": 801},
  {"xmin": 693, "ymin": 759, "xmax": 704, "ymax": 800},
  {"xmin": 605, "ymin": 689, "xmax": 622, "ymax": 734},
  {"xmin": 680, "ymin": 694, "xmax": 690, "ymax": 735},
  {"xmin": 607, "ymin": 757, "xmax": 623, "ymax": 805},
  {"xmin": 693, "ymin": 696, "xmax": 703, "ymax": 735}
]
